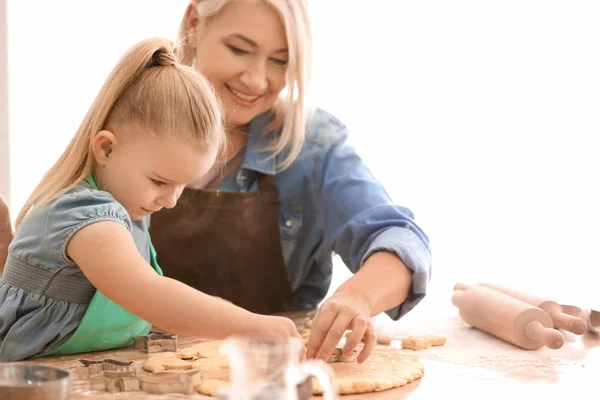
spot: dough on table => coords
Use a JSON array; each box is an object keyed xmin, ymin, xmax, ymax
[
  {"xmin": 344, "ymin": 330, "xmax": 448, "ymax": 349},
  {"xmin": 195, "ymin": 379, "xmax": 231, "ymax": 396},
  {"xmin": 144, "ymin": 339, "xmax": 424, "ymax": 396},
  {"xmin": 143, "ymin": 340, "xmax": 225, "ymax": 373},
  {"xmin": 200, "ymin": 368, "xmax": 231, "ymax": 381},
  {"xmin": 191, "ymin": 355, "xmax": 230, "ymax": 369},
  {"xmin": 401, "ymin": 337, "xmax": 431, "ymax": 350},
  {"xmin": 401, "ymin": 335, "xmax": 447, "ymax": 350},
  {"xmin": 312, "ymin": 347, "xmax": 424, "ymax": 395},
  {"xmin": 143, "ymin": 352, "xmax": 195, "ymax": 373},
  {"xmin": 344, "ymin": 330, "xmax": 392, "ymax": 345},
  {"xmin": 423, "ymin": 335, "xmax": 447, "ymax": 347},
  {"xmin": 175, "ymin": 340, "xmax": 223, "ymax": 359}
]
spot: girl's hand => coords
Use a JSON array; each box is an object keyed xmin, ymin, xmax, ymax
[
  {"xmin": 238, "ymin": 314, "xmax": 306, "ymax": 361},
  {"xmin": 253, "ymin": 315, "xmax": 303, "ymax": 340}
]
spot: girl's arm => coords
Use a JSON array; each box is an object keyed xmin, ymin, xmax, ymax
[{"xmin": 67, "ymin": 220, "xmax": 300, "ymax": 339}]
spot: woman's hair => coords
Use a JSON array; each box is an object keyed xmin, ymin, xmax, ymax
[
  {"xmin": 178, "ymin": 0, "xmax": 313, "ymax": 171},
  {"xmin": 15, "ymin": 37, "xmax": 225, "ymax": 228}
]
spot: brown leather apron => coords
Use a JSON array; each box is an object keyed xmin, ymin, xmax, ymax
[{"xmin": 148, "ymin": 174, "xmax": 297, "ymax": 315}]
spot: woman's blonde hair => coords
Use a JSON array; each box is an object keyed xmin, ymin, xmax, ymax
[
  {"xmin": 178, "ymin": 0, "xmax": 312, "ymax": 171},
  {"xmin": 15, "ymin": 37, "xmax": 225, "ymax": 228}
]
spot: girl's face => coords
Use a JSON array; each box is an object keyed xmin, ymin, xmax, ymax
[
  {"xmin": 190, "ymin": 1, "xmax": 289, "ymax": 128},
  {"xmin": 94, "ymin": 129, "xmax": 217, "ymax": 221}
]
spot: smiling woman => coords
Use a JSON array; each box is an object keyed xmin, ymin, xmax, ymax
[
  {"xmin": 194, "ymin": 3, "xmax": 289, "ymax": 121},
  {"xmin": 147, "ymin": 0, "xmax": 432, "ymax": 365},
  {"xmin": 179, "ymin": 0, "xmax": 308, "ymax": 168}
]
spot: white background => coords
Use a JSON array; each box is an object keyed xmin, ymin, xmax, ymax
[{"xmin": 2, "ymin": 1, "xmax": 599, "ymax": 320}]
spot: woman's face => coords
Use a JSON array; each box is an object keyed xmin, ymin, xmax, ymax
[{"xmin": 190, "ymin": 1, "xmax": 289, "ymax": 128}]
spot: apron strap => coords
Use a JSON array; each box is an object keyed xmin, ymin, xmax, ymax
[{"xmin": 257, "ymin": 174, "xmax": 278, "ymax": 204}]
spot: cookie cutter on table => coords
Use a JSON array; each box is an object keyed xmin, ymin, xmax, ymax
[
  {"xmin": 139, "ymin": 370, "xmax": 200, "ymax": 395},
  {"xmin": 89, "ymin": 370, "xmax": 140, "ymax": 393},
  {"xmin": 76, "ymin": 358, "xmax": 135, "ymax": 380},
  {"xmin": 133, "ymin": 332, "xmax": 178, "ymax": 353},
  {"xmin": 327, "ymin": 348, "xmax": 358, "ymax": 363}
]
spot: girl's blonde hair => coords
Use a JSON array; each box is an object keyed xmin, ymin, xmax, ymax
[
  {"xmin": 178, "ymin": 0, "xmax": 312, "ymax": 171},
  {"xmin": 15, "ymin": 37, "xmax": 225, "ymax": 228}
]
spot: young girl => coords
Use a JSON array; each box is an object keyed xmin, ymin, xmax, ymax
[{"xmin": 0, "ymin": 37, "xmax": 300, "ymax": 362}]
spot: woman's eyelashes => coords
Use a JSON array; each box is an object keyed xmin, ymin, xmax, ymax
[{"xmin": 226, "ymin": 45, "xmax": 287, "ymax": 66}]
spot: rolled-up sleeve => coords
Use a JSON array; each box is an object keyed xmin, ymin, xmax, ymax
[
  {"xmin": 316, "ymin": 122, "xmax": 432, "ymax": 320},
  {"xmin": 361, "ymin": 227, "xmax": 431, "ymax": 319}
]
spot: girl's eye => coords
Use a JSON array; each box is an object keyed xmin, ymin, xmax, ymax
[
  {"xmin": 227, "ymin": 45, "xmax": 249, "ymax": 55},
  {"xmin": 151, "ymin": 179, "xmax": 166, "ymax": 187}
]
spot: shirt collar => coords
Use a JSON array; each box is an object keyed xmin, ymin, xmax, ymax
[{"xmin": 241, "ymin": 112, "xmax": 277, "ymax": 175}]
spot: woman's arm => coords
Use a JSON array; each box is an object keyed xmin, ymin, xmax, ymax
[
  {"xmin": 307, "ymin": 251, "xmax": 413, "ymax": 362},
  {"xmin": 305, "ymin": 113, "xmax": 431, "ymax": 362},
  {"xmin": 67, "ymin": 220, "xmax": 300, "ymax": 339}
]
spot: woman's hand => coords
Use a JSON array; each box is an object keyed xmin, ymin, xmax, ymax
[
  {"xmin": 306, "ymin": 251, "xmax": 414, "ymax": 364},
  {"xmin": 306, "ymin": 291, "xmax": 376, "ymax": 364}
]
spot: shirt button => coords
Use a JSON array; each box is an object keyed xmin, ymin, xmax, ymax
[{"xmin": 285, "ymin": 219, "xmax": 293, "ymax": 227}]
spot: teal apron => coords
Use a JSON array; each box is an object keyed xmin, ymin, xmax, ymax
[{"xmin": 38, "ymin": 175, "xmax": 163, "ymax": 357}]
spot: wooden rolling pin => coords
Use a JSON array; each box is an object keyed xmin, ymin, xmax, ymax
[
  {"xmin": 454, "ymin": 282, "xmax": 586, "ymax": 335},
  {"xmin": 452, "ymin": 284, "xmax": 565, "ymax": 350},
  {"xmin": 560, "ymin": 304, "xmax": 600, "ymax": 334},
  {"xmin": 581, "ymin": 308, "xmax": 600, "ymax": 334}
]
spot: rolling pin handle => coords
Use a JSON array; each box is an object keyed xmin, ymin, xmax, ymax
[{"xmin": 525, "ymin": 321, "xmax": 564, "ymax": 350}]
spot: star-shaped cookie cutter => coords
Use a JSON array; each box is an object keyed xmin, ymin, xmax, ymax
[{"xmin": 76, "ymin": 358, "xmax": 135, "ymax": 380}]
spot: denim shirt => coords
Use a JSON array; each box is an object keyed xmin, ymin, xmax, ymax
[{"xmin": 215, "ymin": 108, "xmax": 432, "ymax": 320}]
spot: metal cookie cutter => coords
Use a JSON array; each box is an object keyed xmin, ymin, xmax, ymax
[
  {"xmin": 139, "ymin": 370, "xmax": 201, "ymax": 395},
  {"xmin": 77, "ymin": 359, "xmax": 139, "ymax": 393},
  {"xmin": 76, "ymin": 358, "xmax": 135, "ymax": 380},
  {"xmin": 134, "ymin": 333, "xmax": 178, "ymax": 353},
  {"xmin": 327, "ymin": 347, "xmax": 358, "ymax": 363},
  {"xmin": 90, "ymin": 370, "xmax": 140, "ymax": 393}
]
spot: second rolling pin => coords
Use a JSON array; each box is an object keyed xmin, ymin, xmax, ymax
[
  {"xmin": 452, "ymin": 284, "xmax": 565, "ymax": 350},
  {"xmin": 455, "ymin": 282, "xmax": 586, "ymax": 335}
]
